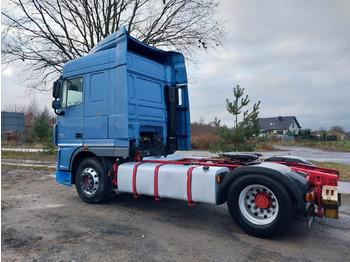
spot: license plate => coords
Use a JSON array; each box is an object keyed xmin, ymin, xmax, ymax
[{"xmin": 306, "ymin": 203, "xmax": 315, "ymax": 230}]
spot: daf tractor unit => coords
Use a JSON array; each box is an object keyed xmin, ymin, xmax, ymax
[{"xmin": 52, "ymin": 26, "xmax": 340, "ymax": 238}]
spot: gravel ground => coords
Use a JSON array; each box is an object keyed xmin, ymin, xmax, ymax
[{"xmin": 1, "ymin": 166, "xmax": 350, "ymax": 262}]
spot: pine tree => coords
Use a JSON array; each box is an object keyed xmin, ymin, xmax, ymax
[
  {"xmin": 211, "ymin": 85, "xmax": 261, "ymax": 152},
  {"xmin": 30, "ymin": 111, "xmax": 51, "ymax": 143}
]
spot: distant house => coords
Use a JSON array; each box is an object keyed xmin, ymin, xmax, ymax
[{"xmin": 259, "ymin": 116, "xmax": 301, "ymax": 141}]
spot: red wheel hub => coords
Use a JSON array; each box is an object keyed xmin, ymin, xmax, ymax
[
  {"xmin": 82, "ymin": 174, "xmax": 93, "ymax": 190},
  {"xmin": 254, "ymin": 191, "xmax": 272, "ymax": 209},
  {"xmin": 83, "ymin": 176, "xmax": 90, "ymax": 187}
]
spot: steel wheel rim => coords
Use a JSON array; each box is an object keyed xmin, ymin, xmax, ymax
[
  {"xmin": 238, "ymin": 184, "xmax": 279, "ymax": 225},
  {"xmin": 80, "ymin": 167, "xmax": 99, "ymax": 195}
]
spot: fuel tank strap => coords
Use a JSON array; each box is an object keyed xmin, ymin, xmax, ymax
[
  {"xmin": 154, "ymin": 163, "xmax": 167, "ymax": 201},
  {"xmin": 133, "ymin": 162, "xmax": 144, "ymax": 198},
  {"xmin": 187, "ymin": 166, "xmax": 198, "ymax": 206}
]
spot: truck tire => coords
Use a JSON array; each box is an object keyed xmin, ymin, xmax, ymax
[
  {"xmin": 75, "ymin": 157, "xmax": 109, "ymax": 204},
  {"xmin": 227, "ymin": 174, "xmax": 293, "ymax": 238}
]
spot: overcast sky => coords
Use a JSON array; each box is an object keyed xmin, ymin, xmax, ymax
[{"xmin": 2, "ymin": 0, "xmax": 350, "ymax": 131}]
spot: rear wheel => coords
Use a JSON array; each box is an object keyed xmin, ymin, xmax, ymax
[
  {"xmin": 227, "ymin": 175, "xmax": 293, "ymax": 238},
  {"xmin": 75, "ymin": 157, "xmax": 109, "ymax": 204}
]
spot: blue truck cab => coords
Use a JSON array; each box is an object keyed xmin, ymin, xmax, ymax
[{"xmin": 52, "ymin": 27, "xmax": 190, "ymax": 187}]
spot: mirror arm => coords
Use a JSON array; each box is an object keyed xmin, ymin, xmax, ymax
[
  {"xmin": 54, "ymin": 109, "xmax": 64, "ymax": 116},
  {"xmin": 52, "ymin": 99, "xmax": 64, "ymax": 116}
]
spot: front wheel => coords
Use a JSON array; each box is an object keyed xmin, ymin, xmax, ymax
[
  {"xmin": 227, "ymin": 175, "xmax": 293, "ymax": 238},
  {"xmin": 75, "ymin": 157, "xmax": 109, "ymax": 204}
]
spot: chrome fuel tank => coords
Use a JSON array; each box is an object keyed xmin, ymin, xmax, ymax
[{"xmin": 117, "ymin": 162, "xmax": 229, "ymax": 204}]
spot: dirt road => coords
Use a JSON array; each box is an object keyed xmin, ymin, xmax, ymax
[{"xmin": 2, "ymin": 166, "xmax": 350, "ymax": 262}]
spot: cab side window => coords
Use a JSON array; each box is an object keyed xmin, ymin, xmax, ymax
[{"xmin": 61, "ymin": 77, "xmax": 83, "ymax": 108}]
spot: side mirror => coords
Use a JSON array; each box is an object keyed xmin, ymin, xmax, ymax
[
  {"xmin": 53, "ymin": 81, "xmax": 61, "ymax": 98},
  {"xmin": 52, "ymin": 100, "xmax": 64, "ymax": 116},
  {"xmin": 52, "ymin": 100, "xmax": 60, "ymax": 110}
]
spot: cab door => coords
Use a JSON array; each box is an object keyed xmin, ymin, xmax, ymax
[
  {"xmin": 83, "ymin": 71, "xmax": 109, "ymax": 143},
  {"xmin": 56, "ymin": 77, "xmax": 84, "ymax": 146}
]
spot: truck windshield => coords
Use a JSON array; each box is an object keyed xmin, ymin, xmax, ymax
[{"xmin": 61, "ymin": 77, "xmax": 83, "ymax": 108}]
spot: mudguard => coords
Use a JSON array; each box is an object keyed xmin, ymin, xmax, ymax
[
  {"xmin": 217, "ymin": 162, "xmax": 310, "ymax": 216},
  {"xmin": 67, "ymin": 147, "xmax": 116, "ymax": 186}
]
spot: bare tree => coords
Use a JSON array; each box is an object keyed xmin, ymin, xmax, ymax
[
  {"xmin": 330, "ymin": 126, "xmax": 345, "ymax": 134},
  {"xmin": 1, "ymin": 0, "xmax": 225, "ymax": 91},
  {"xmin": 2, "ymin": 104, "xmax": 26, "ymax": 113}
]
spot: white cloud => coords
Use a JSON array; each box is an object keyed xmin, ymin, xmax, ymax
[
  {"xmin": 1, "ymin": 63, "xmax": 52, "ymax": 112},
  {"xmin": 2, "ymin": 66, "xmax": 13, "ymax": 76},
  {"xmin": 1, "ymin": 0, "xmax": 350, "ymax": 132},
  {"xmin": 189, "ymin": 0, "xmax": 350, "ymax": 131}
]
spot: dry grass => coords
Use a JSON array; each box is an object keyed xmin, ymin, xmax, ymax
[
  {"xmin": 191, "ymin": 134, "xmax": 218, "ymax": 150},
  {"xmin": 274, "ymin": 141, "xmax": 350, "ymax": 152},
  {"xmin": 255, "ymin": 141, "xmax": 276, "ymax": 151},
  {"xmin": 191, "ymin": 134, "xmax": 275, "ymax": 152},
  {"xmin": 1, "ymin": 151, "xmax": 56, "ymax": 162},
  {"xmin": 1, "ymin": 164, "xmax": 55, "ymax": 171}
]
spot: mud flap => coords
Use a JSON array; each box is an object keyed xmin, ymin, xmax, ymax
[
  {"xmin": 306, "ymin": 203, "xmax": 315, "ymax": 230},
  {"xmin": 56, "ymin": 171, "xmax": 72, "ymax": 186}
]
